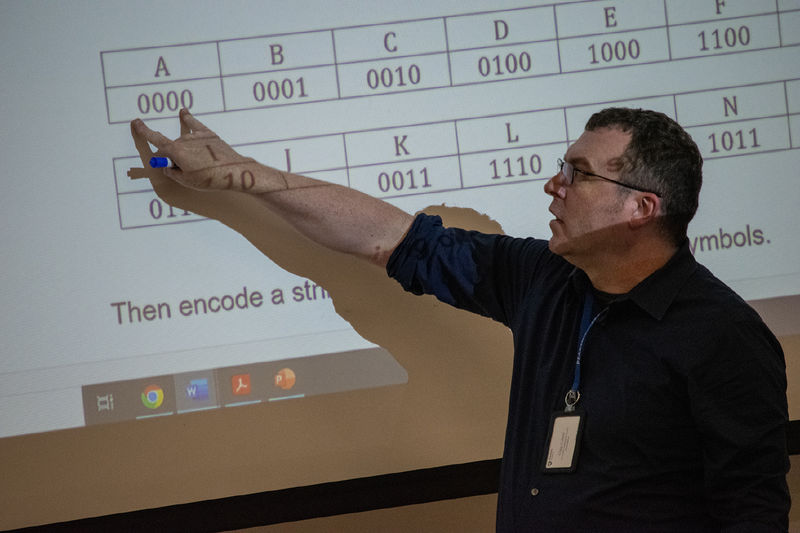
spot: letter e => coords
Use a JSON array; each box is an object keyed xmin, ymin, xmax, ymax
[{"xmin": 604, "ymin": 7, "xmax": 617, "ymax": 28}]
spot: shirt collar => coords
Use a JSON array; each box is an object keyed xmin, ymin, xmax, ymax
[{"xmin": 569, "ymin": 239, "xmax": 698, "ymax": 320}]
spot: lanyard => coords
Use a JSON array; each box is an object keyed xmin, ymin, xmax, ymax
[{"xmin": 564, "ymin": 291, "xmax": 607, "ymax": 412}]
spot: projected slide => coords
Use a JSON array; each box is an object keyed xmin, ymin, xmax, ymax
[{"xmin": 1, "ymin": 0, "xmax": 799, "ymax": 438}]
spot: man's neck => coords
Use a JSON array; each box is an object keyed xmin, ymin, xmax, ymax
[{"xmin": 581, "ymin": 240, "xmax": 678, "ymax": 294}]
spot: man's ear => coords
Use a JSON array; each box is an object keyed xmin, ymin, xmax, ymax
[{"xmin": 629, "ymin": 193, "xmax": 660, "ymax": 230}]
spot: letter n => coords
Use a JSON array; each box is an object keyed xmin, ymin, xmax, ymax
[{"xmin": 723, "ymin": 95, "xmax": 738, "ymax": 117}]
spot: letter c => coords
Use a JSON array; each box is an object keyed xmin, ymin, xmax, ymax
[{"xmin": 384, "ymin": 31, "xmax": 398, "ymax": 53}]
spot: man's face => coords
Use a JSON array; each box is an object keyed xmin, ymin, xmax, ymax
[{"xmin": 544, "ymin": 127, "xmax": 634, "ymax": 264}]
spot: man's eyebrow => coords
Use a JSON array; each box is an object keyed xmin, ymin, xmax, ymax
[
  {"xmin": 606, "ymin": 156, "xmax": 624, "ymax": 172},
  {"xmin": 567, "ymin": 155, "xmax": 594, "ymax": 172},
  {"xmin": 568, "ymin": 155, "xmax": 624, "ymax": 174}
]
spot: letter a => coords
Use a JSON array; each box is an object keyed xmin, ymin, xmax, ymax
[
  {"xmin": 271, "ymin": 288, "xmax": 285, "ymax": 305},
  {"xmin": 154, "ymin": 56, "xmax": 171, "ymax": 78}
]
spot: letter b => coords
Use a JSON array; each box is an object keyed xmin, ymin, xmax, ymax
[
  {"xmin": 269, "ymin": 44, "xmax": 285, "ymax": 65},
  {"xmin": 719, "ymin": 228, "xmax": 733, "ymax": 249}
]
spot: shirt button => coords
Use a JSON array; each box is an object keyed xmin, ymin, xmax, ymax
[{"xmin": 530, "ymin": 488, "xmax": 539, "ymax": 496}]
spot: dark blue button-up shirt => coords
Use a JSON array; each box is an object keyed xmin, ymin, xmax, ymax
[{"xmin": 387, "ymin": 214, "xmax": 789, "ymax": 532}]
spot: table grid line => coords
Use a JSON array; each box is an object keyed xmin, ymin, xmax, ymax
[
  {"xmin": 330, "ymin": 30, "xmax": 342, "ymax": 101},
  {"xmin": 114, "ymin": 73, "xmax": 800, "ymax": 230},
  {"xmin": 342, "ymin": 133, "xmax": 352, "ymax": 190},
  {"xmin": 553, "ymin": 4, "xmax": 564, "ymax": 75},
  {"xmin": 216, "ymin": 41, "xmax": 227, "ymax": 112},
  {"xmin": 784, "ymin": 80, "xmax": 794, "ymax": 149},
  {"xmin": 104, "ymin": 45, "xmax": 800, "ymax": 126},
  {"xmin": 663, "ymin": 0, "xmax": 673, "ymax": 61},
  {"xmin": 102, "ymin": 1, "xmax": 800, "ymax": 124}
]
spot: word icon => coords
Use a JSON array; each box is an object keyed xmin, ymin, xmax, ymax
[{"xmin": 186, "ymin": 378, "xmax": 209, "ymax": 401}]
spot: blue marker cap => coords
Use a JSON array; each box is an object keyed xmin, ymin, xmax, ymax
[{"xmin": 149, "ymin": 156, "xmax": 173, "ymax": 168}]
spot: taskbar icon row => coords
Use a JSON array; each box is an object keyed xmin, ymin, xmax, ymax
[{"xmin": 81, "ymin": 347, "xmax": 407, "ymax": 426}]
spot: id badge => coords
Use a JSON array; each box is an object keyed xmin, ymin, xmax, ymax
[{"xmin": 541, "ymin": 409, "xmax": 584, "ymax": 473}]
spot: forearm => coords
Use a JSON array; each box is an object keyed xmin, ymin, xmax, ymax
[
  {"xmin": 248, "ymin": 163, "xmax": 414, "ymax": 266},
  {"xmin": 131, "ymin": 111, "xmax": 413, "ymax": 267}
]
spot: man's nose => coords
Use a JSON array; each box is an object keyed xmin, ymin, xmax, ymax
[{"xmin": 544, "ymin": 172, "xmax": 566, "ymax": 199}]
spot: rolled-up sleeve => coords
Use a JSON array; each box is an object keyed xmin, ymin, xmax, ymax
[
  {"xmin": 387, "ymin": 214, "xmax": 479, "ymax": 307},
  {"xmin": 387, "ymin": 213, "xmax": 554, "ymax": 327}
]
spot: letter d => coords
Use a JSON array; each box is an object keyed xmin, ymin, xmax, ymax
[
  {"xmin": 494, "ymin": 20, "xmax": 509, "ymax": 40},
  {"xmin": 236, "ymin": 287, "xmax": 249, "ymax": 309}
]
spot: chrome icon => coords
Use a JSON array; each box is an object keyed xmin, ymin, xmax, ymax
[{"xmin": 141, "ymin": 384, "xmax": 164, "ymax": 409}]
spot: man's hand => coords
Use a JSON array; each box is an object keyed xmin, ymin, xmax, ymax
[
  {"xmin": 130, "ymin": 108, "xmax": 413, "ymax": 266},
  {"xmin": 131, "ymin": 109, "xmax": 288, "ymax": 194}
]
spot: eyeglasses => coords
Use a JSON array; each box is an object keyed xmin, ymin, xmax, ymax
[{"xmin": 557, "ymin": 158, "xmax": 662, "ymax": 197}]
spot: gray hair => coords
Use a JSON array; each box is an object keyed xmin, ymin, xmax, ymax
[{"xmin": 585, "ymin": 107, "xmax": 703, "ymax": 246}]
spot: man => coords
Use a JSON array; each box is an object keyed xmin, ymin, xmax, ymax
[{"xmin": 132, "ymin": 107, "xmax": 790, "ymax": 531}]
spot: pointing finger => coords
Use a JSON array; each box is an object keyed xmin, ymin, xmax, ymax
[
  {"xmin": 132, "ymin": 118, "xmax": 173, "ymax": 149},
  {"xmin": 130, "ymin": 119, "xmax": 155, "ymax": 164},
  {"xmin": 180, "ymin": 112, "xmax": 191, "ymax": 137},
  {"xmin": 179, "ymin": 108, "xmax": 210, "ymax": 133}
]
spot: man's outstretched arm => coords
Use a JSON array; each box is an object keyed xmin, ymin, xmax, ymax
[{"xmin": 131, "ymin": 109, "xmax": 414, "ymax": 267}]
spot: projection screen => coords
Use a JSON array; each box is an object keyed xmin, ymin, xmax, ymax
[{"xmin": 1, "ymin": 0, "xmax": 798, "ymax": 528}]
